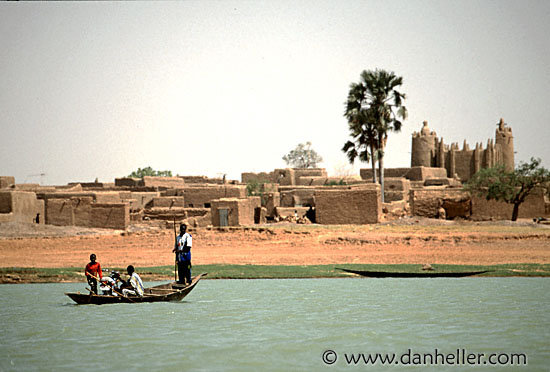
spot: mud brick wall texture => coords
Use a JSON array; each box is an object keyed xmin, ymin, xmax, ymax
[
  {"xmin": 142, "ymin": 176, "xmax": 185, "ymax": 188},
  {"xmin": 279, "ymin": 188, "xmax": 316, "ymax": 207},
  {"xmin": 409, "ymin": 189, "xmax": 469, "ymax": 218},
  {"xmin": 129, "ymin": 192, "xmax": 160, "ymax": 210},
  {"xmin": 91, "ymin": 203, "xmax": 129, "ymax": 230},
  {"xmin": 471, "ymin": 191, "xmax": 547, "ymax": 219},
  {"xmin": 315, "ymin": 188, "xmax": 381, "ymax": 224},
  {"xmin": 184, "ymin": 185, "xmax": 246, "ymax": 208},
  {"xmin": 210, "ymin": 197, "xmax": 260, "ymax": 226},
  {"xmin": 45, "ymin": 199, "xmax": 73, "ymax": 226},
  {"xmin": 150, "ymin": 196, "xmax": 185, "ymax": 208},
  {"xmin": 241, "ymin": 172, "xmax": 277, "ymax": 184},
  {"xmin": 0, "ymin": 191, "xmax": 44, "ymax": 223},
  {"xmin": 453, "ymin": 151, "xmax": 475, "ymax": 182},
  {"xmin": 46, "ymin": 197, "xmax": 93, "ymax": 226},
  {"xmin": 360, "ymin": 167, "xmax": 447, "ymax": 182},
  {"xmin": 0, "ymin": 176, "xmax": 15, "ymax": 189},
  {"xmin": 94, "ymin": 192, "xmax": 122, "ymax": 204}
]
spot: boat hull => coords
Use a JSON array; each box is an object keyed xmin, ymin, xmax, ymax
[
  {"xmin": 338, "ymin": 268, "xmax": 490, "ymax": 278},
  {"xmin": 65, "ymin": 273, "xmax": 206, "ymax": 305}
]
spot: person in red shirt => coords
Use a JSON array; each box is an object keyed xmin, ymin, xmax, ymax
[{"xmin": 85, "ymin": 253, "xmax": 102, "ymax": 294}]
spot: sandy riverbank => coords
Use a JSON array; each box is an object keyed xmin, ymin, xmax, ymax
[{"xmin": 1, "ymin": 218, "xmax": 549, "ymax": 283}]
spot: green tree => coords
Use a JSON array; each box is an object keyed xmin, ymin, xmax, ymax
[
  {"xmin": 282, "ymin": 142, "xmax": 323, "ymax": 168},
  {"xmin": 342, "ymin": 80, "xmax": 380, "ymax": 184},
  {"xmin": 465, "ymin": 158, "xmax": 550, "ymax": 221},
  {"xmin": 342, "ymin": 69, "xmax": 407, "ymax": 202},
  {"xmin": 128, "ymin": 166, "xmax": 172, "ymax": 178}
]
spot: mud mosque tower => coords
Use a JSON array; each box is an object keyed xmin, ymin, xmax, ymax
[{"xmin": 411, "ymin": 119, "xmax": 514, "ymax": 182}]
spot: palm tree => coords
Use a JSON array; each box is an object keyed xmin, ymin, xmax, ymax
[
  {"xmin": 343, "ymin": 69, "xmax": 407, "ymax": 202},
  {"xmin": 342, "ymin": 80, "xmax": 380, "ymax": 183}
]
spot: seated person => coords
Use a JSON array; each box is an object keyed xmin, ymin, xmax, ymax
[
  {"xmin": 99, "ymin": 271, "xmax": 122, "ymax": 296},
  {"xmin": 122, "ymin": 265, "xmax": 144, "ymax": 297}
]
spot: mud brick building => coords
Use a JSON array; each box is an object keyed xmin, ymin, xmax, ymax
[
  {"xmin": 0, "ymin": 118, "xmax": 547, "ymax": 228},
  {"xmin": 0, "ymin": 190, "xmax": 44, "ymax": 224},
  {"xmin": 210, "ymin": 197, "xmax": 261, "ymax": 227},
  {"xmin": 182, "ymin": 184, "xmax": 246, "ymax": 208},
  {"xmin": 315, "ymin": 185, "xmax": 381, "ymax": 224},
  {"xmin": 411, "ymin": 119, "xmax": 514, "ymax": 182}
]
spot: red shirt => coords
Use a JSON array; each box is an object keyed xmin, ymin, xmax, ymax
[{"xmin": 85, "ymin": 262, "xmax": 102, "ymax": 279}]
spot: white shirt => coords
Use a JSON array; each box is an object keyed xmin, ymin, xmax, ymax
[{"xmin": 129, "ymin": 272, "xmax": 144, "ymax": 297}]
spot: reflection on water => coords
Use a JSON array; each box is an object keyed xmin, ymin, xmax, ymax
[{"xmin": 1, "ymin": 278, "xmax": 549, "ymax": 371}]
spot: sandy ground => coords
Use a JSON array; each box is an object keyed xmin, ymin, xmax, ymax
[{"xmin": 1, "ymin": 219, "xmax": 549, "ymax": 270}]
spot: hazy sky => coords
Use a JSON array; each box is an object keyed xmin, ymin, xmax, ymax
[{"xmin": 1, "ymin": 0, "xmax": 549, "ymax": 186}]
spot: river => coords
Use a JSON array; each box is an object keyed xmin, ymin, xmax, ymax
[{"xmin": 1, "ymin": 278, "xmax": 549, "ymax": 371}]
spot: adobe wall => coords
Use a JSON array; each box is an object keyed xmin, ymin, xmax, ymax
[
  {"xmin": 275, "ymin": 206, "xmax": 309, "ymax": 219},
  {"xmin": 210, "ymin": 197, "xmax": 260, "ymax": 226},
  {"xmin": 453, "ymin": 150, "xmax": 475, "ymax": 182},
  {"xmin": 125, "ymin": 192, "xmax": 160, "ymax": 211},
  {"xmin": 360, "ymin": 167, "xmax": 446, "ymax": 182},
  {"xmin": 279, "ymin": 186, "xmax": 316, "ymax": 207},
  {"xmin": 294, "ymin": 168, "xmax": 327, "ymax": 177},
  {"xmin": 409, "ymin": 188, "xmax": 470, "ymax": 218},
  {"xmin": 416, "ymin": 167, "xmax": 447, "ymax": 181},
  {"xmin": 241, "ymin": 172, "xmax": 278, "ymax": 184},
  {"xmin": 361, "ymin": 168, "xmax": 409, "ymax": 180},
  {"xmin": 45, "ymin": 199, "xmax": 73, "ymax": 226},
  {"xmin": 0, "ymin": 176, "xmax": 15, "ymax": 189},
  {"xmin": 150, "ymin": 196, "xmax": 185, "ymax": 208},
  {"xmin": 13, "ymin": 184, "xmax": 57, "ymax": 193},
  {"xmin": 411, "ymin": 121, "xmax": 437, "ymax": 167},
  {"xmin": 115, "ymin": 178, "xmax": 141, "ymax": 187},
  {"xmin": 142, "ymin": 176, "xmax": 185, "ymax": 188},
  {"xmin": 242, "ymin": 168, "xmax": 328, "ymax": 187},
  {"xmin": 182, "ymin": 176, "xmax": 226, "ymax": 184},
  {"xmin": 94, "ymin": 192, "xmax": 122, "ymax": 204},
  {"xmin": 91, "ymin": 203, "xmax": 129, "ymax": 230},
  {"xmin": 184, "ymin": 185, "xmax": 246, "ymax": 208},
  {"xmin": 297, "ymin": 176, "xmax": 329, "ymax": 186},
  {"xmin": 410, "ymin": 119, "xmax": 514, "ymax": 182},
  {"xmin": 264, "ymin": 192, "xmax": 280, "ymax": 217},
  {"xmin": 241, "ymin": 196, "xmax": 261, "ymax": 226},
  {"xmin": 315, "ymin": 185, "xmax": 381, "ymax": 224},
  {"xmin": 0, "ymin": 191, "xmax": 44, "ymax": 224},
  {"xmin": 45, "ymin": 197, "xmax": 93, "ymax": 227},
  {"xmin": 74, "ymin": 197, "xmax": 93, "ymax": 226},
  {"xmin": 471, "ymin": 190, "xmax": 547, "ymax": 220},
  {"xmin": 384, "ymin": 178, "xmax": 410, "ymax": 202}
]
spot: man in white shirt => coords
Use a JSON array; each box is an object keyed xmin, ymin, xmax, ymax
[
  {"xmin": 122, "ymin": 265, "xmax": 144, "ymax": 297},
  {"xmin": 172, "ymin": 223, "xmax": 193, "ymax": 285}
]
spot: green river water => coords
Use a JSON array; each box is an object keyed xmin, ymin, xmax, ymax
[{"xmin": 1, "ymin": 278, "xmax": 548, "ymax": 371}]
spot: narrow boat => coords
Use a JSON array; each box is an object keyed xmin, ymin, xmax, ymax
[
  {"xmin": 65, "ymin": 273, "xmax": 206, "ymax": 305},
  {"xmin": 337, "ymin": 268, "xmax": 490, "ymax": 278}
]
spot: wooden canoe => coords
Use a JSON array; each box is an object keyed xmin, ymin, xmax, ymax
[
  {"xmin": 65, "ymin": 273, "xmax": 206, "ymax": 305},
  {"xmin": 338, "ymin": 268, "xmax": 491, "ymax": 278}
]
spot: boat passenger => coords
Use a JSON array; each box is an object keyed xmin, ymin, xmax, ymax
[
  {"xmin": 85, "ymin": 253, "xmax": 102, "ymax": 294},
  {"xmin": 100, "ymin": 271, "xmax": 122, "ymax": 296},
  {"xmin": 122, "ymin": 265, "xmax": 144, "ymax": 297}
]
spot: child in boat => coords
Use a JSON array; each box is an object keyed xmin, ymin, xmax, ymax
[
  {"xmin": 100, "ymin": 271, "xmax": 122, "ymax": 296},
  {"xmin": 85, "ymin": 254, "xmax": 102, "ymax": 294}
]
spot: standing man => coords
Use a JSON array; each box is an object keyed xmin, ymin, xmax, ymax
[
  {"xmin": 85, "ymin": 253, "xmax": 102, "ymax": 294},
  {"xmin": 172, "ymin": 223, "xmax": 192, "ymax": 285}
]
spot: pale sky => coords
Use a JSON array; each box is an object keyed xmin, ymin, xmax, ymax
[{"xmin": 1, "ymin": 0, "xmax": 549, "ymax": 186}]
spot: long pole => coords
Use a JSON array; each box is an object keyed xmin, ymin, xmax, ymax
[{"xmin": 173, "ymin": 218, "xmax": 178, "ymax": 282}]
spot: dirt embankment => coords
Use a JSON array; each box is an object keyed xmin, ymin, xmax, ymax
[{"xmin": 1, "ymin": 220, "xmax": 549, "ymax": 272}]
